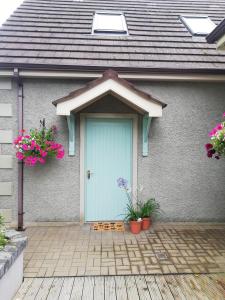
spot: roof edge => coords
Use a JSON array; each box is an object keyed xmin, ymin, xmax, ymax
[
  {"xmin": 206, "ymin": 18, "xmax": 225, "ymax": 43},
  {"xmin": 2, "ymin": 63, "xmax": 225, "ymax": 76}
]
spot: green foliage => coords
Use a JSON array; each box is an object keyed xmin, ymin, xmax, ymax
[
  {"xmin": 138, "ymin": 198, "xmax": 160, "ymax": 218},
  {"xmin": 29, "ymin": 125, "xmax": 56, "ymax": 145},
  {"xmin": 124, "ymin": 201, "xmax": 142, "ymax": 222},
  {"xmin": 211, "ymin": 124, "xmax": 225, "ymax": 157},
  {"xmin": 0, "ymin": 215, "xmax": 7, "ymax": 250}
]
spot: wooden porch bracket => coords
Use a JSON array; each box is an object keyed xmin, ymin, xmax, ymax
[
  {"xmin": 66, "ymin": 113, "xmax": 75, "ymax": 156},
  {"xmin": 142, "ymin": 115, "xmax": 152, "ymax": 157}
]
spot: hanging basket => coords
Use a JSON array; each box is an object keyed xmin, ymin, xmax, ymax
[{"xmin": 14, "ymin": 120, "xmax": 64, "ymax": 167}]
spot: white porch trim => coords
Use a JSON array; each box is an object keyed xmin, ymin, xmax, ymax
[
  {"xmin": 56, "ymin": 79, "xmax": 163, "ymax": 117},
  {"xmin": 80, "ymin": 113, "xmax": 138, "ymax": 223}
]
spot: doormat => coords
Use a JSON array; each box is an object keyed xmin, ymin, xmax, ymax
[{"xmin": 91, "ymin": 222, "xmax": 125, "ymax": 232}]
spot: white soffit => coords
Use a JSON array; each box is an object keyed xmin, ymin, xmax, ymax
[{"xmin": 56, "ymin": 79, "xmax": 163, "ymax": 117}]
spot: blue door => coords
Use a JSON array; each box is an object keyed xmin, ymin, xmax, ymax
[{"xmin": 85, "ymin": 118, "xmax": 133, "ymax": 221}]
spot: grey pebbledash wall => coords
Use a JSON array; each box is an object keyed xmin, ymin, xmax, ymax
[{"xmin": 2, "ymin": 78, "xmax": 225, "ymax": 222}]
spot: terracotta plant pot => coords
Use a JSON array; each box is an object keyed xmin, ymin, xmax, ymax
[
  {"xmin": 129, "ymin": 220, "xmax": 142, "ymax": 234},
  {"xmin": 142, "ymin": 217, "xmax": 151, "ymax": 230}
]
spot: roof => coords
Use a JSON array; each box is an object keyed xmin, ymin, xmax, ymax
[
  {"xmin": 1, "ymin": 0, "xmax": 225, "ymax": 73},
  {"xmin": 207, "ymin": 18, "xmax": 225, "ymax": 44},
  {"xmin": 53, "ymin": 69, "xmax": 167, "ymax": 116}
]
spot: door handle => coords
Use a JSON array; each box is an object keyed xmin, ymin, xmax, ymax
[{"xmin": 87, "ymin": 170, "xmax": 93, "ymax": 179}]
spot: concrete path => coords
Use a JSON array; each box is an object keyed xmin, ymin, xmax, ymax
[
  {"xmin": 23, "ymin": 223, "xmax": 225, "ymax": 277},
  {"xmin": 14, "ymin": 273, "xmax": 225, "ymax": 300}
]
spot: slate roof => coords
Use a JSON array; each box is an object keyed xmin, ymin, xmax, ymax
[{"xmin": 1, "ymin": 0, "xmax": 225, "ymax": 73}]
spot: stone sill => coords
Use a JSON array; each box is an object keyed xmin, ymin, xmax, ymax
[{"xmin": 0, "ymin": 230, "xmax": 27, "ymax": 279}]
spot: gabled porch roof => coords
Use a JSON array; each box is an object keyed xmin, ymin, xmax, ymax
[{"xmin": 52, "ymin": 69, "xmax": 167, "ymax": 117}]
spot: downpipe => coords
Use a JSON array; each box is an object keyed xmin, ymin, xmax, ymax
[{"xmin": 13, "ymin": 68, "xmax": 24, "ymax": 231}]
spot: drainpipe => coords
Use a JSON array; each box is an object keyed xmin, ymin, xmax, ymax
[{"xmin": 13, "ymin": 68, "xmax": 24, "ymax": 231}]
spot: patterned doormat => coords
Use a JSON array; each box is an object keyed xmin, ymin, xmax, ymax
[{"xmin": 91, "ymin": 222, "xmax": 125, "ymax": 232}]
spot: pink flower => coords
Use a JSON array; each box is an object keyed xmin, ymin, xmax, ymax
[
  {"xmin": 223, "ymin": 112, "xmax": 225, "ymax": 117},
  {"xmin": 215, "ymin": 123, "xmax": 223, "ymax": 131},
  {"xmin": 24, "ymin": 156, "xmax": 38, "ymax": 166},
  {"xmin": 22, "ymin": 144, "xmax": 29, "ymax": 151},
  {"xmin": 209, "ymin": 128, "xmax": 218, "ymax": 137},
  {"xmin": 13, "ymin": 136, "xmax": 23, "ymax": 145},
  {"xmin": 40, "ymin": 150, "xmax": 47, "ymax": 157},
  {"xmin": 16, "ymin": 152, "xmax": 24, "ymax": 160},
  {"xmin": 35, "ymin": 144, "xmax": 41, "ymax": 151},
  {"xmin": 38, "ymin": 157, "xmax": 45, "ymax": 164},
  {"xmin": 56, "ymin": 149, "xmax": 64, "ymax": 159},
  {"xmin": 30, "ymin": 140, "xmax": 36, "ymax": 150}
]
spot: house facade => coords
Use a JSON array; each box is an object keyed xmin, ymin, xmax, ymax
[{"xmin": 0, "ymin": 0, "xmax": 225, "ymax": 225}]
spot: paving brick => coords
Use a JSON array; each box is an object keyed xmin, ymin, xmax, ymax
[{"xmin": 24, "ymin": 223, "xmax": 225, "ymax": 277}]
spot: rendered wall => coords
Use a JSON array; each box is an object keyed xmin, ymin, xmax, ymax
[{"xmin": 1, "ymin": 78, "xmax": 225, "ymax": 222}]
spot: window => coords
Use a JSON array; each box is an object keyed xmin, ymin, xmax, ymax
[
  {"xmin": 180, "ymin": 15, "xmax": 216, "ymax": 36},
  {"xmin": 92, "ymin": 11, "xmax": 128, "ymax": 35}
]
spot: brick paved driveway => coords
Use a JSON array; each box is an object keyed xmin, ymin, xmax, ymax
[{"xmin": 24, "ymin": 223, "xmax": 225, "ymax": 277}]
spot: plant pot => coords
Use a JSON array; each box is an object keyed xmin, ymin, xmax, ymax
[
  {"xmin": 141, "ymin": 217, "xmax": 151, "ymax": 230},
  {"xmin": 129, "ymin": 220, "xmax": 142, "ymax": 234}
]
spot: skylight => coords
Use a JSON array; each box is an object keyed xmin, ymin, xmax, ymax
[
  {"xmin": 92, "ymin": 11, "xmax": 128, "ymax": 35},
  {"xmin": 180, "ymin": 15, "xmax": 216, "ymax": 36}
]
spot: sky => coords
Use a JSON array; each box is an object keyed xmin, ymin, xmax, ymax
[{"xmin": 0, "ymin": 0, "xmax": 24, "ymax": 25}]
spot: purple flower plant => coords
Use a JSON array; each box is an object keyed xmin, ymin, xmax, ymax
[{"xmin": 117, "ymin": 177, "xmax": 128, "ymax": 189}]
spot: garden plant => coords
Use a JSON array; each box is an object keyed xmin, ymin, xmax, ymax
[
  {"xmin": 0, "ymin": 215, "xmax": 7, "ymax": 250},
  {"xmin": 117, "ymin": 178, "xmax": 160, "ymax": 233},
  {"xmin": 14, "ymin": 119, "xmax": 64, "ymax": 166},
  {"xmin": 205, "ymin": 112, "xmax": 225, "ymax": 159}
]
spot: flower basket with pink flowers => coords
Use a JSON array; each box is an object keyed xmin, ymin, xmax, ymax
[
  {"xmin": 205, "ymin": 112, "xmax": 225, "ymax": 159},
  {"xmin": 14, "ymin": 120, "xmax": 64, "ymax": 166}
]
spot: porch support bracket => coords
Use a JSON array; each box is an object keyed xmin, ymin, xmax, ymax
[
  {"xmin": 66, "ymin": 113, "xmax": 75, "ymax": 156},
  {"xmin": 142, "ymin": 115, "xmax": 152, "ymax": 157}
]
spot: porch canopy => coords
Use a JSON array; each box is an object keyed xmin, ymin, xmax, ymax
[
  {"xmin": 52, "ymin": 69, "xmax": 167, "ymax": 116},
  {"xmin": 52, "ymin": 69, "xmax": 167, "ymax": 156}
]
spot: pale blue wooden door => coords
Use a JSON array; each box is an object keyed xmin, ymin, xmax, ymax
[{"xmin": 85, "ymin": 118, "xmax": 132, "ymax": 221}]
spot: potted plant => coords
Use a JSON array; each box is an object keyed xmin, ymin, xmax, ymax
[
  {"xmin": 124, "ymin": 201, "xmax": 142, "ymax": 234},
  {"xmin": 117, "ymin": 178, "xmax": 161, "ymax": 233},
  {"xmin": 139, "ymin": 198, "xmax": 160, "ymax": 230},
  {"xmin": 117, "ymin": 177, "xmax": 142, "ymax": 234}
]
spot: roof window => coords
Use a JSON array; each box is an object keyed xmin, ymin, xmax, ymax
[
  {"xmin": 180, "ymin": 15, "xmax": 216, "ymax": 36},
  {"xmin": 92, "ymin": 11, "xmax": 128, "ymax": 35}
]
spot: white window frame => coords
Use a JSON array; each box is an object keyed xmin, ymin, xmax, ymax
[
  {"xmin": 180, "ymin": 15, "xmax": 216, "ymax": 36},
  {"xmin": 92, "ymin": 11, "xmax": 128, "ymax": 35}
]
